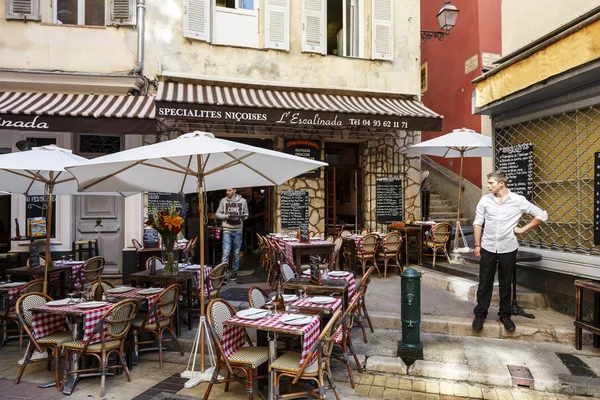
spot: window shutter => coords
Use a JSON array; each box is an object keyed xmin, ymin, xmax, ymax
[
  {"xmin": 302, "ymin": 0, "xmax": 325, "ymax": 54},
  {"xmin": 110, "ymin": 0, "xmax": 136, "ymax": 26},
  {"xmin": 5, "ymin": 0, "xmax": 39, "ymax": 21},
  {"xmin": 265, "ymin": 0, "xmax": 290, "ymax": 51},
  {"xmin": 184, "ymin": 0, "xmax": 210, "ymax": 42},
  {"xmin": 371, "ymin": 0, "xmax": 393, "ymax": 61}
]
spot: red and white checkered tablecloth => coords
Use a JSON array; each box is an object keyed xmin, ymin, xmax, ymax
[
  {"xmin": 300, "ymin": 272, "xmax": 356, "ymax": 298},
  {"xmin": 223, "ymin": 313, "xmax": 320, "ymax": 367},
  {"xmin": 181, "ymin": 265, "xmax": 213, "ymax": 295},
  {"xmin": 290, "ymin": 297, "xmax": 342, "ymax": 314},
  {"xmin": 68, "ymin": 262, "xmax": 86, "ymax": 287},
  {"xmin": 0, "ymin": 283, "xmax": 27, "ymax": 314},
  {"xmin": 32, "ymin": 303, "xmax": 113, "ymax": 343},
  {"xmin": 120, "ymin": 287, "xmax": 162, "ymax": 325}
]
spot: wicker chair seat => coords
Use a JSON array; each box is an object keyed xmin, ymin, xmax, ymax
[
  {"xmin": 133, "ymin": 314, "xmax": 171, "ymax": 330},
  {"xmin": 62, "ymin": 339, "xmax": 121, "ymax": 352},
  {"xmin": 37, "ymin": 331, "xmax": 73, "ymax": 345},
  {"xmin": 377, "ymin": 251, "xmax": 398, "ymax": 257},
  {"xmin": 269, "ymin": 351, "xmax": 318, "ymax": 374},
  {"xmin": 228, "ymin": 346, "xmax": 270, "ymax": 368}
]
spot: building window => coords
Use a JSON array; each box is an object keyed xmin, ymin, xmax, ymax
[
  {"xmin": 78, "ymin": 135, "xmax": 121, "ymax": 155},
  {"xmin": 421, "ymin": 62, "xmax": 428, "ymax": 94},
  {"xmin": 55, "ymin": 0, "xmax": 105, "ymax": 26},
  {"xmin": 216, "ymin": 0, "xmax": 254, "ymax": 10},
  {"xmin": 326, "ymin": 0, "xmax": 363, "ymax": 57}
]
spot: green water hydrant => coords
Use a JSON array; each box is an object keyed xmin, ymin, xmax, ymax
[{"xmin": 398, "ymin": 267, "xmax": 423, "ymax": 365}]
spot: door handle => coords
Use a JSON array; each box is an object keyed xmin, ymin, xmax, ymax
[{"xmin": 95, "ymin": 219, "xmax": 103, "ymax": 228}]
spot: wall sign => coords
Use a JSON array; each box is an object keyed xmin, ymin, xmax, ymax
[
  {"xmin": 465, "ymin": 54, "xmax": 479, "ymax": 74},
  {"xmin": 284, "ymin": 139, "xmax": 321, "ymax": 178},
  {"xmin": 0, "ymin": 114, "xmax": 155, "ymax": 135},
  {"xmin": 376, "ymin": 178, "xmax": 403, "ymax": 223},
  {"xmin": 148, "ymin": 192, "xmax": 184, "ymax": 211},
  {"xmin": 281, "ymin": 190, "xmax": 309, "ymax": 229},
  {"xmin": 25, "ymin": 195, "xmax": 56, "ymax": 238},
  {"xmin": 594, "ymin": 152, "xmax": 600, "ymax": 246},
  {"xmin": 498, "ymin": 143, "xmax": 533, "ymax": 201},
  {"xmin": 155, "ymin": 102, "xmax": 443, "ymax": 132}
]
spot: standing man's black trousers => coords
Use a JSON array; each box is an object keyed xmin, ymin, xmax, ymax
[{"xmin": 473, "ymin": 248, "xmax": 517, "ymax": 319}]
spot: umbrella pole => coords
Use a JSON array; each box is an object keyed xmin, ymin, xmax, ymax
[
  {"xmin": 43, "ymin": 176, "xmax": 54, "ymax": 295},
  {"xmin": 197, "ymin": 157, "xmax": 206, "ymax": 373},
  {"xmin": 454, "ymin": 152, "xmax": 464, "ymax": 251}
]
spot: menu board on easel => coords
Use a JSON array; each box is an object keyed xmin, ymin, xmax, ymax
[
  {"xmin": 309, "ymin": 255, "xmax": 322, "ymax": 286},
  {"xmin": 376, "ymin": 178, "xmax": 403, "ymax": 223},
  {"xmin": 25, "ymin": 195, "xmax": 56, "ymax": 238},
  {"xmin": 498, "ymin": 143, "xmax": 533, "ymax": 201},
  {"xmin": 148, "ymin": 192, "xmax": 184, "ymax": 211},
  {"xmin": 594, "ymin": 152, "xmax": 600, "ymax": 246},
  {"xmin": 281, "ymin": 190, "xmax": 309, "ymax": 229}
]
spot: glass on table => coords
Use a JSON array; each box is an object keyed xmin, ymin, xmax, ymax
[
  {"xmin": 265, "ymin": 304, "xmax": 275, "ymax": 318},
  {"xmin": 61, "ymin": 255, "xmax": 67, "ymax": 264},
  {"xmin": 5, "ymin": 275, "xmax": 11, "ymax": 283},
  {"xmin": 296, "ymin": 289, "xmax": 304, "ymax": 300}
]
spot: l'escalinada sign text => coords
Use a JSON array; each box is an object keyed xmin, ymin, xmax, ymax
[
  {"xmin": 0, "ymin": 115, "xmax": 49, "ymax": 130},
  {"xmin": 155, "ymin": 102, "xmax": 443, "ymax": 131}
]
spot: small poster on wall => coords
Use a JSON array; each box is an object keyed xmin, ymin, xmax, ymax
[{"xmin": 284, "ymin": 139, "xmax": 322, "ymax": 178}]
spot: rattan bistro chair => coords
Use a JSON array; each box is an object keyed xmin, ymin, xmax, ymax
[
  {"xmin": 270, "ymin": 310, "xmax": 342, "ymax": 400},
  {"xmin": 423, "ymin": 222, "xmax": 452, "ymax": 266},
  {"xmin": 145, "ymin": 256, "xmax": 165, "ymax": 271},
  {"xmin": 247, "ymin": 286, "xmax": 269, "ymax": 309},
  {"xmin": 61, "ymin": 300, "xmax": 137, "ymax": 397},
  {"xmin": 89, "ymin": 279, "xmax": 115, "ymax": 294},
  {"xmin": 15, "ymin": 292, "xmax": 73, "ymax": 387},
  {"xmin": 377, "ymin": 232, "xmax": 403, "ymax": 278},
  {"xmin": 0, "ymin": 278, "xmax": 44, "ymax": 350},
  {"xmin": 204, "ymin": 299, "xmax": 269, "ymax": 400},
  {"xmin": 133, "ymin": 284, "xmax": 184, "ymax": 368},
  {"xmin": 132, "ymin": 238, "xmax": 143, "ymax": 250},
  {"xmin": 192, "ymin": 262, "xmax": 228, "ymax": 310},
  {"xmin": 355, "ymin": 233, "xmax": 381, "ymax": 277},
  {"xmin": 332, "ymin": 293, "xmax": 363, "ymax": 388}
]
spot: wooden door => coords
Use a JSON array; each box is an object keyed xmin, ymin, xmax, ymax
[{"xmin": 75, "ymin": 196, "xmax": 123, "ymax": 275}]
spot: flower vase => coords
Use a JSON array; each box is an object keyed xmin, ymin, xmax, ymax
[{"xmin": 161, "ymin": 235, "xmax": 179, "ymax": 275}]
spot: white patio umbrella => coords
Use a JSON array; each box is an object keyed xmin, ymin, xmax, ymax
[
  {"xmin": 0, "ymin": 145, "xmax": 129, "ymax": 294},
  {"xmin": 405, "ymin": 128, "xmax": 492, "ymax": 251},
  {"xmin": 66, "ymin": 131, "xmax": 328, "ymax": 381}
]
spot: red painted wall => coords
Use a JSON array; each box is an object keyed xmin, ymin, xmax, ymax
[{"xmin": 420, "ymin": 0, "xmax": 501, "ymax": 188}]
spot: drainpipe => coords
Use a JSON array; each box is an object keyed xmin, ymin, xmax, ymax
[{"xmin": 134, "ymin": 0, "xmax": 146, "ymax": 74}]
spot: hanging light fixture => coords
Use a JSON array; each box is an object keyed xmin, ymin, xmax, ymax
[{"xmin": 421, "ymin": 1, "xmax": 460, "ymax": 42}]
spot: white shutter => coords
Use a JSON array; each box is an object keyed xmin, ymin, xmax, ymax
[
  {"xmin": 302, "ymin": 0, "xmax": 325, "ymax": 54},
  {"xmin": 184, "ymin": 0, "xmax": 210, "ymax": 42},
  {"xmin": 110, "ymin": 0, "xmax": 136, "ymax": 26},
  {"xmin": 371, "ymin": 0, "xmax": 393, "ymax": 61},
  {"xmin": 265, "ymin": 0, "xmax": 290, "ymax": 51},
  {"xmin": 5, "ymin": 0, "xmax": 39, "ymax": 21}
]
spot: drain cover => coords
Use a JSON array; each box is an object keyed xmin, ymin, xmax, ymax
[
  {"xmin": 557, "ymin": 353, "xmax": 598, "ymax": 378},
  {"xmin": 507, "ymin": 365, "xmax": 534, "ymax": 388}
]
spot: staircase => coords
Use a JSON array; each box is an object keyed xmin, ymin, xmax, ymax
[{"xmin": 428, "ymin": 191, "xmax": 470, "ymax": 226}]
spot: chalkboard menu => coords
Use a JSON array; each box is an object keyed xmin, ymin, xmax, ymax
[
  {"xmin": 498, "ymin": 143, "xmax": 533, "ymax": 201},
  {"xmin": 299, "ymin": 223, "xmax": 309, "ymax": 243},
  {"xmin": 25, "ymin": 195, "xmax": 56, "ymax": 237},
  {"xmin": 148, "ymin": 192, "xmax": 184, "ymax": 211},
  {"xmin": 143, "ymin": 229, "xmax": 160, "ymax": 249},
  {"xmin": 284, "ymin": 139, "xmax": 321, "ymax": 178},
  {"xmin": 376, "ymin": 178, "xmax": 403, "ymax": 223},
  {"xmin": 309, "ymin": 255, "xmax": 323, "ymax": 286},
  {"xmin": 281, "ymin": 190, "xmax": 309, "ymax": 229},
  {"xmin": 594, "ymin": 152, "xmax": 600, "ymax": 246}
]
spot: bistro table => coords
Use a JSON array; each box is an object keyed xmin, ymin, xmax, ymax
[
  {"xmin": 282, "ymin": 277, "xmax": 350, "ymax": 310},
  {"xmin": 8, "ymin": 265, "xmax": 71, "ymax": 298},
  {"xmin": 129, "ymin": 269, "xmax": 194, "ymax": 335},
  {"xmin": 390, "ymin": 225, "xmax": 424, "ymax": 266},
  {"xmin": 269, "ymin": 236, "xmax": 335, "ymax": 275},
  {"xmin": 31, "ymin": 300, "xmax": 113, "ymax": 394},
  {"xmin": 0, "ymin": 281, "xmax": 27, "ymax": 349},
  {"xmin": 223, "ymin": 311, "xmax": 321, "ymax": 400}
]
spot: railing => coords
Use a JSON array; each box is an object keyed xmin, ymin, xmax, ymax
[{"xmin": 422, "ymin": 156, "xmax": 465, "ymax": 190}]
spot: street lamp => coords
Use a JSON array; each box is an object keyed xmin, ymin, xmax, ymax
[{"xmin": 421, "ymin": 1, "xmax": 459, "ymax": 42}]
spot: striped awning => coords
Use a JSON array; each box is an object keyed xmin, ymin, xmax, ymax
[
  {"xmin": 156, "ymin": 82, "xmax": 442, "ymax": 131},
  {"xmin": 0, "ymin": 91, "xmax": 155, "ymax": 135}
]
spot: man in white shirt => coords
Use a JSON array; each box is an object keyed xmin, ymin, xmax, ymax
[{"xmin": 472, "ymin": 170, "xmax": 548, "ymax": 332}]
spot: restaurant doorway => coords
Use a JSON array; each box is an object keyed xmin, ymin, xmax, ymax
[
  {"xmin": 324, "ymin": 143, "xmax": 363, "ymax": 235},
  {"xmin": 185, "ymin": 137, "xmax": 274, "ymax": 264}
]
